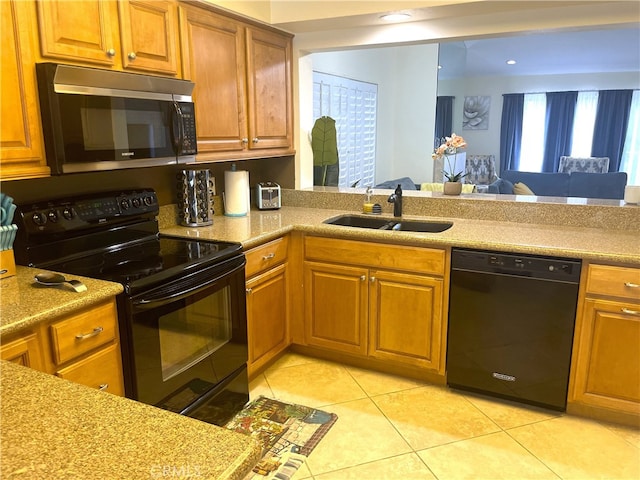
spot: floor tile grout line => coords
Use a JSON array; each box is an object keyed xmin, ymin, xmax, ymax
[{"xmin": 502, "ymin": 427, "xmax": 564, "ymax": 480}]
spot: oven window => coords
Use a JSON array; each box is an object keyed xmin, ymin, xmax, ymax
[{"xmin": 159, "ymin": 285, "xmax": 232, "ymax": 381}]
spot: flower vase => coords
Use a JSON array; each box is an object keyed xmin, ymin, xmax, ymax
[{"xmin": 443, "ymin": 181, "xmax": 463, "ymax": 195}]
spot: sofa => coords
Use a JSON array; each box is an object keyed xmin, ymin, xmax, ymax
[{"xmin": 488, "ymin": 170, "xmax": 628, "ymax": 200}]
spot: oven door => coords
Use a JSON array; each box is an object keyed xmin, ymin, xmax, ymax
[{"xmin": 122, "ymin": 254, "xmax": 248, "ymax": 419}]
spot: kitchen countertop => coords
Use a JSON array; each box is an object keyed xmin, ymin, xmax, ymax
[
  {"xmin": 0, "ymin": 266, "xmax": 124, "ymax": 338},
  {"xmin": 0, "ymin": 267, "xmax": 262, "ymax": 480},
  {"xmin": 0, "ymin": 360, "xmax": 261, "ymax": 480},
  {"xmin": 160, "ymin": 205, "xmax": 640, "ymax": 265}
]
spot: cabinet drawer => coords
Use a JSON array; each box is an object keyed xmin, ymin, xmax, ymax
[
  {"xmin": 586, "ymin": 265, "xmax": 640, "ymax": 300},
  {"xmin": 56, "ymin": 343, "xmax": 124, "ymax": 396},
  {"xmin": 49, "ymin": 300, "xmax": 117, "ymax": 365},
  {"xmin": 245, "ymin": 236, "xmax": 289, "ymax": 278},
  {"xmin": 305, "ymin": 236, "xmax": 445, "ymax": 275}
]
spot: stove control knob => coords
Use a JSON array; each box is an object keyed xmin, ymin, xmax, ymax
[
  {"xmin": 62, "ymin": 207, "xmax": 74, "ymax": 220},
  {"xmin": 120, "ymin": 199, "xmax": 131, "ymax": 210},
  {"xmin": 47, "ymin": 210, "xmax": 59, "ymax": 223},
  {"xmin": 143, "ymin": 196, "xmax": 154, "ymax": 206},
  {"xmin": 32, "ymin": 211, "xmax": 47, "ymax": 226},
  {"xmin": 132, "ymin": 197, "xmax": 141, "ymax": 208}
]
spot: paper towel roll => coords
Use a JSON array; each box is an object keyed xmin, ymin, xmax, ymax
[{"xmin": 224, "ymin": 168, "xmax": 250, "ymax": 216}]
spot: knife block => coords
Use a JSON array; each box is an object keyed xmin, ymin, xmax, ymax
[{"xmin": 0, "ymin": 249, "xmax": 16, "ymax": 279}]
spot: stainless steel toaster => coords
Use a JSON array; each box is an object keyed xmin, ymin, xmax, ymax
[{"xmin": 255, "ymin": 182, "xmax": 281, "ymax": 210}]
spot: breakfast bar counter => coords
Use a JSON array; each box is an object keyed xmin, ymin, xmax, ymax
[{"xmin": 0, "ymin": 360, "xmax": 261, "ymax": 480}]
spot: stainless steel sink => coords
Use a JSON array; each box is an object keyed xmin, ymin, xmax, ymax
[{"xmin": 324, "ymin": 215, "xmax": 453, "ymax": 233}]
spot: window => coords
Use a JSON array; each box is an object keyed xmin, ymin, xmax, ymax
[
  {"xmin": 313, "ymin": 71, "xmax": 377, "ymax": 188},
  {"xmin": 519, "ymin": 93, "xmax": 546, "ymax": 172},
  {"xmin": 621, "ymin": 90, "xmax": 640, "ymax": 185},
  {"xmin": 570, "ymin": 91, "xmax": 599, "ymax": 157}
]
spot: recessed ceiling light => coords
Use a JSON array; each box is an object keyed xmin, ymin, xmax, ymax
[
  {"xmin": 380, "ymin": 12, "xmax": 412, "ymax": 22},
  {"xmin": 506, "ymin": 60, "xmax": 517, "ymax": 65}
]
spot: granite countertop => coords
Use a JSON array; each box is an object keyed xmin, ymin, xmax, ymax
[
  {"xmin": 161, "ymin": 205, "xmax": 640, "ymax": 266},
  {"xmin": 0, "ymin": 268, "xmax": 261, "ymax": 480},
  {"xmin": 0, "ymin": 266, "xmax": 124, "ymax": 338},
  {"xmin": 0, "ymin": 361, "xmax": 261, "ymax": 480}
]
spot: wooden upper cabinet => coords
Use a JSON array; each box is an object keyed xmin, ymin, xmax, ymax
[
  {"xmin": 245, "ymin": 26, "xmax": 293, "ymax": 151},
  {"xmin": 179, "ymin": 3, "xmax": 294, "ymax": 160},
  {"xmin": 36, "ymin": 0, "xmax": 179, "ymax": 76},
  {"xmin": 36, "ymin": 0, "xmax": 118, "ymax": 66},
  {"xmin": 0, "ymin": 0, "xmax": 49, "ymax": 180},
  {"xmin": 118, "ymin": 0, "xmax": 179, "ymax": 75},
  {"xmin": 179, "ymin": 5, "xmax": 247, "ymax": 154}
]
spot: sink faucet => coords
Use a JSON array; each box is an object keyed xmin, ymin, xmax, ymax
[{"xmin": 387, "ymin": 184, "xmax": 403, "ymax": 217}]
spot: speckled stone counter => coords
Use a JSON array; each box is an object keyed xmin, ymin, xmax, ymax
[
  {"xmin": 0, "ymin": 361, "xmax": 262, "ymax": 480},
  {"xmin": 0, "ymin": 266, "xmax": 124, "ymax": 338},
  {"xmin": 160, "ymin": 205, "xmax": 640, "ymax": 266}
]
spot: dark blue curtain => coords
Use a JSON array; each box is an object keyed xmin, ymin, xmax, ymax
[
  {"xmin": 500, "ymin": 94, "xmax": 524, "ymax": 174},
  {"xmin": 542, "ymin": 91, "xmax": 577, "ymax": 172},
  {"xmin": 434, "ymin": 96, "xmax": 454, "ymax": 148},
  {"xmin": 591, "ymin": 89, "xmax": 633, "ymax": 172}
]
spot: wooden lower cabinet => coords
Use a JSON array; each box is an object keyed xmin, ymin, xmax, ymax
[
  {"xmin": 0, "ymin": 299, "xmax": 125, "ymax": 396},
  {"xmin": 369, "ymin": 269, "xmax": 443, "ymax": 370},
  {"xmin": 0, "ymin": 332, "xmax": 45, "ymax": 371},
  {"xmin": 304, "ymin": 261, "xmax": 368, "ymax": 356},
  {"xmin": 303, "ymin": 236, "xmax": 447, "ymax": 375},
  {"xmin": 245, "ymin": 237, "xmax": 290, "ymax": 377},
  {"xmin": 568, "ymin": 263, "xmax": 640, "ymax": 425}
]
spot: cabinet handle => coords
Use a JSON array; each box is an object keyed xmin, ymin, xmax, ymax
[
  {"xmin": 99, "ymin": 383, "xmax": 109, "ymax": 391},
  {"xmin": 622, "ymin": 308, "xmax": 640, "ymax": 316},
  {"xmin": 262, "ymin": 253, "xmax": 275, "ymax": 261},
  {"xmin": 128, "ymin": 52, "xmax": 137, "ymax": 60},
  {"xmin": 75, "ymin": 326, "xmax": 103, "ymax": 340},
  {"xmin": 246, "ymin": 288, "xmax": 252, "ymax": 294},
  {"xmin": 252, "ymin": 138, "xmax": 259, "ymax": 144},
  {"xmin": 106, "ymin": 48, "xmax": 116, "ymax": 57},
  {"xmin": 242, "ymin": 138, "xmax": 249, "ymax": 145},
  {"xmin": 360, "ymin": 275, "xmax": 366, "ymax": 281},
  {"xmin": 370, "ymin": 276, "xmax": 376, "ymax": 282},
  {"xmin": 624, "ymin": 282, "xmax": 640, "ymax": 288}
]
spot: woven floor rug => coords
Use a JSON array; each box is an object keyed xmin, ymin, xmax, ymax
[{"xmin": 225, "ymin": 396, "xmax": 338, "ymax": 480}]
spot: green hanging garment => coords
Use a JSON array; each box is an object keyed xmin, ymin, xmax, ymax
[{"xmin": 311, "ymin": 116, "xmax": 339, "ymax": 186}]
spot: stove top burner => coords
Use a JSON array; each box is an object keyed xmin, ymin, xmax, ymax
[{"xmin": 41, "ymin": 235, "xmax": 242, "ymax": 294}]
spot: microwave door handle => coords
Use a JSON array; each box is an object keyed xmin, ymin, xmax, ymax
[{"xmin": 171, "ymin": 101, "xmax": 185, "ymax": 155}]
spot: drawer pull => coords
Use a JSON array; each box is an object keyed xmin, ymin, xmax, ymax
[
  {"xmin": 99, "ymin": 383, "xmax": 109, "ymax": 391},
  {"xmin": 262, "ymin": 253, "xmax": 275, "ymax": 261},
  {"xmin": 621, "ymin": 308, "xmax": 640, "ymax": 316},
  {"xmin": 75, "ymin": 326, "xmax": 104, "ymax": 340},
  {"xmin": 624, "ymin": 282, "xmax": 640, "ymax": 288},
  {"xmin": 246, "ymin": 288, "xmax": 252, "ymax": 294}
]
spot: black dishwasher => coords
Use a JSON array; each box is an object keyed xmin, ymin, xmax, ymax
[{"xmin": 447, "ymin": 248, "xmax": 581, "ymax": 411}]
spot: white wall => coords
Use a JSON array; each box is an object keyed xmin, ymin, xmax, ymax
[
  {"xmin": 303, "ymin": 44, "xmax": 438, "ymax": 187},
  {"xmin": 439, "ymin": 71, "xmax": 640, "ymax": 172}
]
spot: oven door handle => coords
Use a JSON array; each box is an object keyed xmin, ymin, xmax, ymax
[{"xmin": 131, "ymin": 259, "xmax": 244, "ymax": 309}]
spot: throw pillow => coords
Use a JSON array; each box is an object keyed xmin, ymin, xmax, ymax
[{"xmin": 513, "ymin": 182, "xmax": 535, "ymax": 195}]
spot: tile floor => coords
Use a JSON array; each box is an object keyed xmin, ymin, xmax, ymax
[{"xmin": 249, "ymin": 352, "xmax": 640, "ymax": 480}]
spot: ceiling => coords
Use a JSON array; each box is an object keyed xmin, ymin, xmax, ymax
[
  {"xmin": 438, "ymin": 26, "xmax": 640, "ymax": 79},
  {"xmin": 270, "ymin": 1, "xmax": 639, "ymax": 79}
]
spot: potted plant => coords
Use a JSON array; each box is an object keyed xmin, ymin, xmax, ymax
[{"xmin": 432, "ymin": 134, "xmax": 467, "ymax": 195}]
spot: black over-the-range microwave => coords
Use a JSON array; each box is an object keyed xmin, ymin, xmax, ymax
[{"xmin": 36, "ymin": 63, "xmax": 198, "ymax": 175}]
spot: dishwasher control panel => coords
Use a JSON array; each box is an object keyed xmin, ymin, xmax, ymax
[{"xmin": 454, "ymin": 248, "xmax": 581, "ymax": 282}]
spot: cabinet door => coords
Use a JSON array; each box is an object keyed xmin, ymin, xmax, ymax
[
  {"xmin": 570, "ymin": 298, "xmax": 640, "ymax": 415},
  {"xmin": 118, "ymin": 0, "xmax": 179, "ymax": 75},
  {"xmin": 245, "ymin": 26, "xmax": 293, "ymax": 151},
  {"xmin": 304, "ymin": 261, "xmax": 368, "ymax": 355},
  {"xmin": 56, "ymin": 343, "xmax": 124, "ymax": 396},
  {"xmin": 179, "ymin": 5, "xmax": 247, "ymax": 154},
  {"xmin": 369, "ymin": 269, "xmax": 444, "ymax": 371},
  {"xmin": 0, "ymin": 332, "xmax": 44, "ymax": 371},
  {"xmin": 246, "ymin": 263, "xmax": 289, "ymax": 376},
  {"xmin": 36, "ymin": 0, "xmax": 119, "ymax": 66},
  {"xmin": 0, "ymin": 0, "xmax": 49, "ymax": 180}
]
